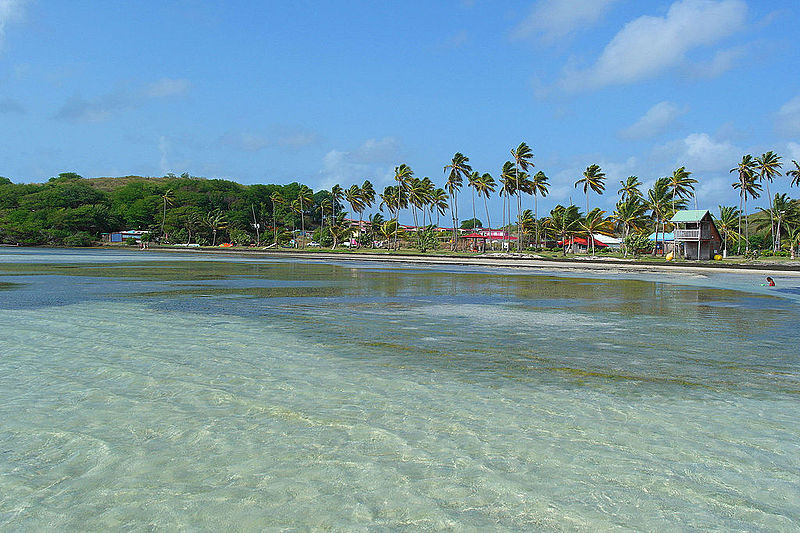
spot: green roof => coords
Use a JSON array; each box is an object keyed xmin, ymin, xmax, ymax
[{"xmin": 670, "ymin": 209, "xmax": 710, "ymax": 223}]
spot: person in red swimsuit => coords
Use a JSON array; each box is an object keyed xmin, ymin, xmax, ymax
[{"xmin": 766, "ymin": 276, "xmax": 775, "ymax": 286}]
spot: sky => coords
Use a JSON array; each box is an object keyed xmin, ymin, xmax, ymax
[{"xmin": 1, "ymin": 0, "xmax": 799, "ymax": 221}]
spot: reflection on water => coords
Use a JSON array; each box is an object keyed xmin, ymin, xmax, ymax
[{"xmin": 1, "ymin": 249, "xmax": 799, "ymax": 530}]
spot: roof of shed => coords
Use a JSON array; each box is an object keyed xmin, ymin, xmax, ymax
[{"xmin": 670, "ymin": 210, "xmax": 711, "ymax": 223}]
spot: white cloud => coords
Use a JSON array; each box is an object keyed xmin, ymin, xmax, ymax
[
  {"xmin": 0, "ymin": 0, "xmax": 27, "ymax": 52},
  {"xmin": 559, "ymin": 0, "xmax": 747, "ymax": 91},
  {"xmin": 619, "ymin": 101, "xmax": 687, "ymax": 140},
  {"xmin": 657, "ymin": 132, "xmax": 740, "ymax": 172},
  {"xmin": 318, "ymin": 137, "xmax": 402, "ymax": 190},
  {"xmin": 145, "ymin": 78, "xmax": 191, "ymax": 98},
  {"xmin": 512, "ymin": 0, "xmax": 617, "ymax": 43},
  {"xmin": 776, "ymin": 95, "xmax": 800, "ymax": 136}
]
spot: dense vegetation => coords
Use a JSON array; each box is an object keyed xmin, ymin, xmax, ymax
[{"xmin": 1, "ymin": 145, "xmax": 799, "ymax": 258}]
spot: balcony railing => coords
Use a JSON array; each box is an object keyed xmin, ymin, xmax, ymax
[{"xmin": 674, "ymin": 228, "xmax": 711, "ymax": 240}]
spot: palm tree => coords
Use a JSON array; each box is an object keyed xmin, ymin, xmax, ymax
[
  {"xmin": 182, "ymin": 209, "xmax": 202, "ymax": 245},
  {"xmin": 160, "ymin": 188, "xmax": 174, "ymax": 239},
  {"xmin": 612, "ymin": 197, "xmax": 648, "ymax": 257},
  {"xmin": 715, "ymin": 205, "xmax": 741, "ymax": 258},
  {"xmin": 756, "ymin": 193, "xmax": 799, "ymax": 253},
  {"xmin": 617, "ymin": 176, "xmax": 642, "ymax": 201},
  {"xmin": 443, "ymin": 153, "xmax": 472, "ymax": 250},
  {"xmin": 788, "ymin": 160, "xmax": 800, "ymax": 187},
  {"xmin": 317, "ymin": 198, "xmax": 332, "ymax": 230},
  {"xmin": 417, "ymin": 177, "xmax": 434, "ymax": 227},
  {"xmin": 668, "ymin": 167, "xmax": 697, "ymax": 217},
  {"xmin": 511, "ymin": 142, "xmax": 534, "ymax": 249},
  {"xmin": 546, "ymin": 204, "xmax": 581, "ymax": 255},
  {"xmin": 467, "ymin": 171, "xmax": 480, "ymax": 231},
  {"xmin": 474, "ymin": 173, "xmax": 496, "ymax": 238},
  {"xmin": 344, "ymin": 184, "xmax": 364, "ymax": 245},
  {"xmin": 499, "ymin": 161, "xmax": 516, "ymax": 242},
  {"xmin": 393, "ymin": 164, "xmax": 414, "ymax": 249},
  {"xmin": 203, "ymin": 209, "xmax": 227, "ymax": 246},
  {"xmin": 330, "ymin": 184, "xmax": 343, "ymax": 222},
  {"xmin": 574, "ymin": 164, "xmax": 606, "ymax": 221},
  {"xmin": 731, "ymin": 155, "xmax": 761, "ymax": 253},
  {"xmin": 646, "ymin": 177, "xmax": 674, "ymax": 255},
  {"xmin": 581, "ymin": 208, "xmax": 613, "ymax": 255},
  {"xmin": 429, "ymin": 187, "xmax": 449, "ymax": 227},
  {"xmin": 530, "ymin": 170, "xmax": 549, "ymax": 248},
  {"xmin": 270, "ymin": 191, "xmax": 285, "ymax": 244},
  {"xmin": 296, "ymin": 185, "xmax": 314, "ymax": 248},
  {"xmin": 754, "ymin": 151, "xmax": 783, "ymax": 251}
]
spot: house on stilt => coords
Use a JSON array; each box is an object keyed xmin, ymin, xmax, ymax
[{"xmin": 670, "ymin": 210, "xmax": 722, "ymax": 260}]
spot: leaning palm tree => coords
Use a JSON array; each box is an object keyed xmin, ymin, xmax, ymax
[
  {"xmin": 575, "ymin": 164, "xmax": 606, "ymax": 224},
  {"xmin": 668, "ymin": 167, "xmax": 697, "ymax": 227},
  {"xmin": 530, "ymin": 170, "xmax": 549, "ymax": 248},
  {"xmin": 467, "ymin": 171, "xmax": 480, "ymax": 231},
  {"xmin": 617, "ymin": 176, "xmax": 642, "ymax": 201},
  {"xmin": 499, "ymin": 161, "xmax": 516, "ymax": 241},
  {"xmin": 756, "ymin": 193, "xmax": 799, "ymax": 252},
  {"xmin": 731, "ymin": 155, "xmax": 761, "ymax": 253},
  {"xmin": 715, "ymin": 205, "xmax": 741, "ymax": 258},
  {"xmin": 417, "ymin": 177, "xmax": 434, "ymax": 227},
  {"xmin": 330, "ymin": 184, "xmax": 343, "ymax": 222},
  {"xmin": 344, "ymin": 184, "xmax": 365, "ymax": 246},
  {"xmin": 203, "ymin": 209, "xmax": 228, "ymax": 246},
  {"xmin": 474, "ymin": 172, "xmax": 496, "ymax": 238},
  {"xmin": 429, "ymin": 187, "xmax": 449, "ymax": 227},
  {"xmin": 646, "ymin": 177, "xmax": 674, "ymax": 255},
  {"xmin": 443, "ymin": 153, "xmax": 472, "ymax": 250},
  {"xmin": 754, "ymin": 151, "xmax": 783, "ymax": 251},
  {"xmin": 788, "ymin": 160, "xmax": 800, "ymax": 187},
  {"xmin": 581, "ymin": 208, "xmax": 613, "ymax": 256},
  {"xmin": 160, "ymin": 188, "xmax": 174, "ymax": 239},
  {"xmin": 612, "ymin": 197, "xmax": 648, "ymax": 257},
  {"xmin": 270, "ymin": 191, "xmax": 285, "ymax": 244},
  {"xmin": 510, "ymin": 142, "xmax": 534, "ymax": 249},
  {"xmin": 296, "ymin": 185, "xmax": 314, "ymax": 248},
  {"xmin": 545, "ymin": 204, "xmax": 581, "ymax": 256}
]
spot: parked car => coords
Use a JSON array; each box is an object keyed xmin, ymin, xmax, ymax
[{"xmin": 308, "ymin": 241, "xmax": 320, "ymax": 247}]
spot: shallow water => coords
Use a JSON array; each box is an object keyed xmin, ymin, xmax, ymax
[{"xmin": 1, "ymin": 248, "xmax": 798, "ymax": 530}]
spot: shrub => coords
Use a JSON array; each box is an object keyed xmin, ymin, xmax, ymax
[
  {"xmin": 64, "ymin": 231, "xmax": 94, "ymax": 247},
  {"xmin": 124, "ymin": 237, "xmax": 138, "ymax": 246}
]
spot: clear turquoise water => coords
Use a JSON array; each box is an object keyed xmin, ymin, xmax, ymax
[{"xmin": 1, "ymin": 248, "xmax": 799, "ymax": 530}]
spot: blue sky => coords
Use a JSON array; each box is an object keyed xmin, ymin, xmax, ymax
[{"xmin": 1, "ymin": 0, "xmax": 798, "ymax": 219}]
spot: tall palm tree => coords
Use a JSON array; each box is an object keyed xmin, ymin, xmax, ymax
[
  {"xmin": 393, "ymin": 164, "xmax": 414, "ymax": 248},
  {"xmin": 203, "ymin": 209, "xmax": 227, "ymax": 246},
  {"xmin": 715, "ymin": 205, "xmax": 741, "ymax": 258},
  {"xmin": 754, "ymin": 151, "xmax": 783, "ymax": 251},
  {"xmin": 612, "ymin": 197, "xmax": 648, "ymax": 257},
  {"xmin": 617, "ymin": 176, "xmax": 642, "ymax": 201},
  {"xmin": 344, "ymin": 184, "xmax": 365, "ymax": 245},
  {"xmin": 668, "ymin": 167, "xmax": 697, "ymax": 215},
  {"xmin": 417, "ymin": 177, "xmax": 434, "ymax": 227},
  {"xmin": 756, "ymin": 193, "xmax": 799, "ymax": 252},
  {"xmin": 467, "ymin": 171, "xmax": 480, "ymax": 231},
  {"xmin": 296, "ymin": 185, "xmax": 314, "ymax": 248},
  {"xmin": 646, "ymin": 177, "xmax": 676, "ymax": 255},
  {"xmin": 530, "ymin": 170, "xmax": 549, "ymax": 248},
  {"xmin": 731, "ymin": 155, "xmax": 761, "ymax": 253},
  {"xmin": 511, "ymin": 142, "xmax": 534, "ymax": 249},
  {"xmin": 443, "ymin": 153, "xmax": 472, "ymax": 250},
  {"xmin": 160, "ymin": 188, "xmax": 174, "ymax": 239},
  {"xmin": 546, "ymin": 204, "xmax": 581, "ymax": 256},
  {"xmin": 575, "ymin": 164, "xmax": 606, "ymax": 221},
  {"xmin": 474, "ymin": 173, "xmax": 496, "ymax": 237},
  {"xmin": 330, "ymin": 184, "xmax": 343, "ymax": 222},
  {"xmin": 499, "ymin": 161, "xmax": 516, "ymax": 241},
  {"xmin": 788, "ymin": 160, "xmax": 800, "ymax": 187},
  {"xmin": 270, "ymin": 191, "xmax": 285, "ymax": 244}
]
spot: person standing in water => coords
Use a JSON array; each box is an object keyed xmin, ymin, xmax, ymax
[{"xmin": 766, "ymin": 276, "xmax": 775, "ymax": 287}]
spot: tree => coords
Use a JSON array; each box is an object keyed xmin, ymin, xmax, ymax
[
  {"xmin": 530, "ymin": 170, "xmax": 549, "ymax": 248},
  {"xmin": 393, "ymin": 164, "xmax": 414, "ymax": 249},
  {"xmin": 545, "ymin": 204, "xmax": 581, "ymax": 255},
  {"xmin": 754, "ymin": 151, "xmax": 783, "ymax": 251},
  {"xmin": 499, "ymin": 161, "xmax": 516, "ymax": 238},
  {"xmin": 646, "ymin": 177, "xmax": 677, "ymax": 255},
  {"xmin": 788, "ymin": 160, "xmax": 800, "ymax": 187},
  {"xmin": 270, "ymin": 191, "xmax": 285, "ymax": 244},
  {"xmin": 617, "ymin": 176, "xmax": 642, "ymax": 201},
  {"xmin": 296, "ymin": 185, "xmax": 314, "ymax": 248},
  {"xmin": 730, "ymin": 155, "xmax": 761, "ymax": 253},
  {"xmin": 511, "ymin": 142, "xmax": 534, "ymax": 249},
  {"xmin": 715, "ymin": 205, "xmax": 740, "ymax": 257},
  {"xmin": 756, "ymin": 193, "xmax": 799, "ymax": 252},
  {"xmin": 667, "ymin": 167, "xmax": 697, "ymax": 226},
  {"xmin": 443, "ymin": 153, "xmax": 472, "ymax": 250},
  {"xmin": 581, "ymin": 208, "xmax": 613, "ymax": 255},
  {"xmin": 460, "ymin": 218, "xmax": 482, "ymax": 229},
  {"xmin": 474, "ymin": 173, "xmax": 496, "ymax": 239},
  {"xmin": 467, "ymin": 171, "xmax": 480, "ymax": 231},
  {"xmin": 344, "ymin": 184, "xmax": 365, "ymax": 246},
  {"xmin": 612, "ymin": 197, "xmax": 648, "ymax": 257},
  {"xmin": 429, "ymin": 187, "xmax": 448, "ymax": 227},
  {"xmin": 574, "ymin": 164, "xmax": 605, "ymax": 221},
  {"xmin": 203, "ymin": 209, "xmax": 228, "ymax": 246},
  {"xmin": 160, "ymin": 188, "xmax": 174, "ymax": 239}
]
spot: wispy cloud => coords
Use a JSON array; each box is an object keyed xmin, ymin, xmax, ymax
[
  {"xmin": 512, "ymin": 0, "xmax": 618, "ymax": 44},
  {"xmin": 53, "ymin": 78, "xmax": 192, "ymax": 123},
  {"xmin": 0, "ymin": 0, "xmax": 27, "ymax": 52},
  {"xmin": 559, "ymin": 0, "xmax": 747, "ymax": 91},
  {"xmin": 619, "ymin": 101, "xmax": 688, "ymax": 140},
  {"xmin": 776, "ymin": 95, "xmax": 800, "ymax": 136},
  {"xmin": 319, "ymin": 137, "xmax": 402, "ymax": 190}
]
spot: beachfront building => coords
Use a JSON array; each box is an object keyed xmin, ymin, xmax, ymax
[
  {"xmin": 647, "ymin": 231, "xmax": 675, "ymax": 255},
  {"xmin": 557, "ymin": 236, "xmax": 608, "ymax": 254},
  {"xmin": 593, "ymin": 234, "xmax": 623, "ymax": 250},
  {"xmin": 670, "ymin": 210, "xmax": 723, "ymax": 260},
  {"xmin": 103, "ymin": 230, "xmax": 149, "ymax": 243}
]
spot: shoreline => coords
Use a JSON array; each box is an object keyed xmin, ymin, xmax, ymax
[{"xmin": 138, "ymin": 246, "xmax": 800, "ymax": 277}]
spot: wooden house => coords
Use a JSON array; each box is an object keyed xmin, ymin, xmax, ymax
[{"xmin": 670, "ymin": 210, "xmax": 722, "ymax": 260}]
